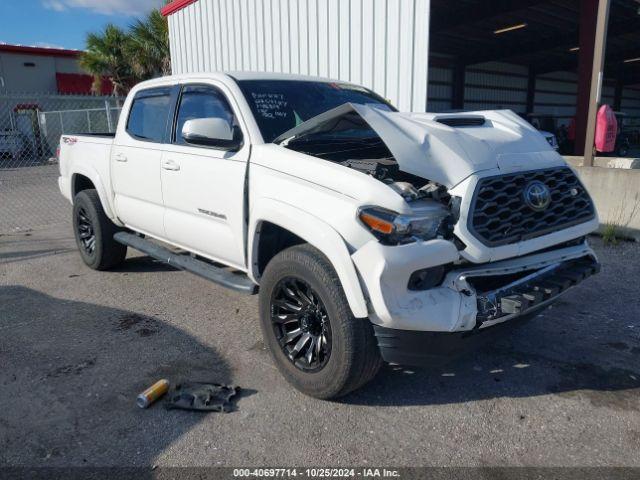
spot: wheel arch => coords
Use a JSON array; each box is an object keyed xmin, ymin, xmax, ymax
[
  {"xmin": 72, "ymin": 173, "xmax": 95, "ymax": 197},
  {"xmin": 69, "ymin": 168, "xmax": 118, "ymax": 223},
  {"xmin": 248, "ymin": 199, "xmax": 369, "ymax": 319}
]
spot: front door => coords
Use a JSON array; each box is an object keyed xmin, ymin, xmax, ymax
[
  {"xmin": 111, "ymin": 86, "xmax": 173, "ymax": 238},
  {"xmin": 160, "ymin": 83, "xmax": 249, "ymax": 270}
]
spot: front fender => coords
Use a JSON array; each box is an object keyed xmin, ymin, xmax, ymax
[{"xmin": 248, "ymin": 198, "xmax": 369, "ymax": 319}]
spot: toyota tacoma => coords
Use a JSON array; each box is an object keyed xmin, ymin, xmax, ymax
[{"xmin": 57, "ymin": 73, "xmax": 600, "ymax": 399}]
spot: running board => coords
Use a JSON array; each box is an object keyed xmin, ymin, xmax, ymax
[{"xmin": 113, "ymin": 232, "xmax": 257, "ymax": 295}]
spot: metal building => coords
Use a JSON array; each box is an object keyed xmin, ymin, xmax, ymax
[
  {"xmin": 164, "ymin": 0, "xmax": 430, "ymax": 112},
  {"xmin": 0, "ymin": 43, "xmax": 113, "ymax": 95},
  {"xmin": 163, "ymin": 0, "xmax": 640, "ymax": 162}
]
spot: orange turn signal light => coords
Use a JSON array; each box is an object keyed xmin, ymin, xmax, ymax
[{"xmin": 359, "ymin": 211, "xmax": 395, "ymax": 234}]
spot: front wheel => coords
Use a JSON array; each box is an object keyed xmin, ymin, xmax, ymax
[
  {"xmin": 258, "ymin": 244, "xmax": 382, "ymax": 399},
  {"xmin": 72, "ymin": 189, "xmax": 127, "ymax": 270}
]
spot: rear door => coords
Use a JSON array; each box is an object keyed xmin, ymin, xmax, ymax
[
  {"xmin": 160, "ymin": 83, "xmax": 249, "ymax": 270},
  {"xmin": 111, "ymin": 86, "xmax": 175, "ymax": 237}
]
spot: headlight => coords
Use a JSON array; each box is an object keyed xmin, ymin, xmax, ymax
[{"xmin": 358, "ymin": 205, "xmax": 450, "ymax": 245}]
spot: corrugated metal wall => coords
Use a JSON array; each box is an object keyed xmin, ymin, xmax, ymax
[
  {"xmin": 168, "ymin": 0, "xmax": 431, "ymax": 112},
  {"xmin": 464, "ymin": 62, "xmax": 529, "ymax": 112},
  {"xmin": 621, "ymin": 87, "xmax": 640, "ymax": 119},
  {"xmin": 534, "ymin": 71, "xmax": 578, "ymax": 120},
  {"xmin": 426, "ymin": 58, "xmax": 640, "ymax": 127},
  {"xmin": 426, "ymin": 53, "xmax": 452, "ymax": 112}
]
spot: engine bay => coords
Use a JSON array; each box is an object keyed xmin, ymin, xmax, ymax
[{"xmin": 281, "ymin": 110, "xmax": 451, "ymax": 205}]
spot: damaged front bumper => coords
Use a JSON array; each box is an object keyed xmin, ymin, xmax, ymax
[
  {"xmin": 465, "ymin": 255, "xmax": 600, "ymax": 329},
  {"xmin": 352, "ymin": 238, "xmax": 599, "ymax": 366}
]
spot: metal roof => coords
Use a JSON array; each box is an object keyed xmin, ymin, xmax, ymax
[
  {"xmin": 0, "ymin": 43, "xmax": 82, "ymax": 57},
  {"xmin": 161, "ymin": 0, "xmax": 198, "ymax": 16}
]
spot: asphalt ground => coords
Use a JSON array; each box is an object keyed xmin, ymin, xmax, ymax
[{"xmin": 0, "ymin": 175, "xmax": 639, "ymax": 468}]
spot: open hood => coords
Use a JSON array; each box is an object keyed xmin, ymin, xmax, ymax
[{"xmin": 274, "ymin": 103, "xmax": 564, "ymax": 188}]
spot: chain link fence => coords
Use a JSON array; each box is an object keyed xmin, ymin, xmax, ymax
[{"xmin": 0, "ymin": 93, "xmax": 123, "ymax": 233}]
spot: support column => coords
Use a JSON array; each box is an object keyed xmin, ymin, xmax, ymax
[
  {"xmin": 452, "ymin": 60, "xmax": 466, "ymax": 110},
  {"xmin": 574, "ymin": 0, "xmax": 598, "ymax": 157},
  {"xmin": 574, "ymin": 0, "xmax": 611, "ymax": 166}
]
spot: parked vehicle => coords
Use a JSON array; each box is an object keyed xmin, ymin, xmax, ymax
[
  {"xmin": 58, "ymin": 73, "xmax": 600, "ymax": 399},
  {"xmin": 613, "ymin": 112, "xmax": 631, "ymax": 157},
  {"xmin": 523, "ymin": 114, "xmax": 560, "ymax": 152},
  {"xmin": 0, "ymin": 130, "xmax": 27, "ymax": 161},
  {"xmin": 540, "ymin": 130, "xmax": 559, "ymax": 151}
]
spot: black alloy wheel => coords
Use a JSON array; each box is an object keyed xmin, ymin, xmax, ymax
[
  {"xmin": 76, "ymin": 206, "xmax": 96, "ymax": 256},
  {"xmin": 72, "ymin": 189, "xmax": 127, "ymax": 270},
  {"xmin": 270, "ymin": 277, "xmax": 332, "ymax": 372}
]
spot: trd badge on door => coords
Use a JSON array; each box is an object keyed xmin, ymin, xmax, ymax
[{"xmin": 198, "ymin": 208, "xmax": 227, "ymax": 220}]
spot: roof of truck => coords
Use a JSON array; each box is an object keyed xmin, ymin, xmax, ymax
[
  {"xmin": 136, "ymin": 72, "xmax": 342, "ymax": 88},
  {"xmin": 227, "ymin": 71, "xmax": 339, "ymax": 82}
]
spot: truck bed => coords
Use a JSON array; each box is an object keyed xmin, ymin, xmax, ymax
[{"xmin": 58, "ymin": 133, "xmax": 115, "ymax": 205}]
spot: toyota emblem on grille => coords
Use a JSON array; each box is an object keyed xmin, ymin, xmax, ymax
[{"xmin": 523, "ymin": 181, "xmax": 551, "ymax": 211}]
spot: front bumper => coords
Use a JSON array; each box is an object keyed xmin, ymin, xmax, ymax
[
  {"xmin": 352, "ymin": 238, "xmax": 599, "ymax": 333},
  {"xmin": 368, "ymin": 253, "xmax": 599, "ymax": 367},
  {"xmin": 469, "ymin": 255, "xmax": 600, "ymax": 328},
  {"xmin": 372, "ymin": 309, "xmax": 542, "ymax": 367}
]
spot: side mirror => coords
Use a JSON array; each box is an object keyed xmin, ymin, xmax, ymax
[{"xmin": 182, "ymin": 118, "xmax": 243, "ymax": 150}]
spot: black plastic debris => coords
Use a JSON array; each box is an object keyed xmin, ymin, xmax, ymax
[{"xmin": 165, "ymin": 382, "xmax": 239, "ymax": 412}]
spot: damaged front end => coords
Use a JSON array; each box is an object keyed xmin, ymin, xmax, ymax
[
  {"xmin": 275, "ymin": 102, "xmax": 463, "ymax": 246},
  {"xmin": 356, "ymin": 239, "xmax": 600, "ymax": 366},
  {"xmin": 456, "ymin": 253, "xmax": 600, "ymax": 329},
  {"xmin": 275, "ymin": 101, "xmax": 599, "ymax": 355}
]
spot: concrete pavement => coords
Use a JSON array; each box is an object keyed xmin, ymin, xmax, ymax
[{"xmin": 1, "ymin": 218, "xmax": 639, "ymax": 467}]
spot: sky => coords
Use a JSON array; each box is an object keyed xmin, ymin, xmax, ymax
[{"xmin": 0, "ymin": 0, "xmax": 166, "ymax": 51}]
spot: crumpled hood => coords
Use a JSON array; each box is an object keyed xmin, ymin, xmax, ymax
[
  {"xmin": 353, "ymin": 105, "xmax": 567, "ymax": 188},
  {"xmin": 276, "ymin": 103, "xmax": 566, "ymax": 188}
]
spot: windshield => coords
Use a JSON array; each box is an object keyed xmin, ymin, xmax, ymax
[{"xmin": 236, "ymin": 79, "xmax": 395, "ymax": 143}]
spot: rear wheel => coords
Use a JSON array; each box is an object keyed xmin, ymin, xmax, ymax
[
  {"xmin": 259, "ymin": 244, "xmax": 382, "ymax": 399},
  {"xmin": 72, "ymin": 189, "xmax": 127, "ymax": 270}
]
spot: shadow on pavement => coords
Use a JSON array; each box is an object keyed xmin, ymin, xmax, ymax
[
  {"xmin": 0, "ymin": 286, "xmax": 231, "ymax": 468},
  {"xmin": 343, "ymin": 309, "xmax": 640, "ymax": 409},
  {"xmin": 0, "ymin": 248, "xmax": 76, "ymax": 264}
]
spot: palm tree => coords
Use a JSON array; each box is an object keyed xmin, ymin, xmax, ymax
[
  {"xmin": 79, "ymin": 24, "xmax": 137, "ymax": 96},
  {"xmin": 127, "ymin": 10, "xmax": 171, "ymax": 78}
]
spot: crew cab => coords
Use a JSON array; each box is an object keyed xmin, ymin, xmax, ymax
[{"xmin": 58, "ymin": 73, "xmax": 600, "ymax": 399}]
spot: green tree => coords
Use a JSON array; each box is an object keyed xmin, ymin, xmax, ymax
[
  {"xmin": 79, "ymin": 24, "xmax": 137, "ymax": 96},
  {"xmin": 127, "ymin": 9, "xmax": 171, "ymax": 78}
]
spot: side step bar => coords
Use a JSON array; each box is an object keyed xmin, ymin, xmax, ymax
[{"xmin": 114, "ymin": 232, "xmax": 257, "ymax": 295}]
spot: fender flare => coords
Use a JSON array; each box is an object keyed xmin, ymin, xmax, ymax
[
  {"xmin": 70, "ymin": 167, "xmax": 119, "ymax": 224},
  {"xmin": 248, "ymin": 198, "xmax": 369, "ymax": 319}
]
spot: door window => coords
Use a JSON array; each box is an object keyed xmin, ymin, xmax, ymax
[
  {"xmin": 126, "ymin": 87, "xmax": 172, "ymax": 143},
  {"xmin": 174, "ymin": 85, "xmax": 237, "ymax": 145}
]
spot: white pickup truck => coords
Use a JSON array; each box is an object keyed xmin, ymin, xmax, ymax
[{"xmin": 58, "ymin": 73, "xmax": 600, "ymax": 399}]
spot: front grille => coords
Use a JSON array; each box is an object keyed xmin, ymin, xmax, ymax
[{"xmin": 469, "ymin": 167, "xmax": 595, "ymax": 247}]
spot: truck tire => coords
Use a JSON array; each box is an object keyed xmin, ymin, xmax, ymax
[
  {"xmin": 72, "ymin": 189, "xmax": 127, "ymax": 270},
  {"xmin": 259, "ymin": 244, "xmax": 382, "ymax": 399}
]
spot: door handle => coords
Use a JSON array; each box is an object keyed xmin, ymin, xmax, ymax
[
  {"xmin": 162, "ymin": 159, "xmax": 181, "ymax": 171},
  {"xmin": 114, "ymin": 153, "xmax": 127, "ymax": 162}
]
